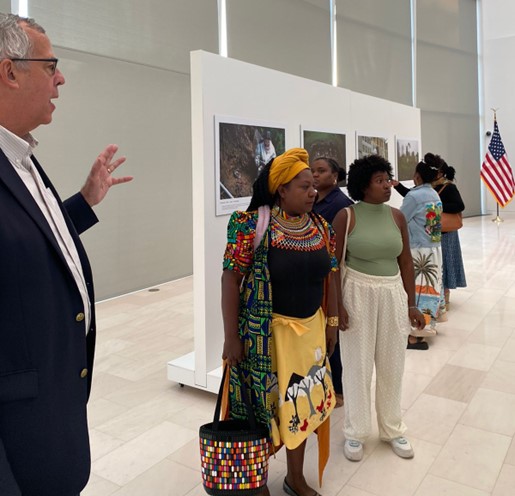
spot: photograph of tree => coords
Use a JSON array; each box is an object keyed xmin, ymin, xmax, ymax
[
  {"xmin": 396, "ymin": 138, "xmax": 420, "ymax": 181},
  {"xmin": 302, "ymin": 129, "xmax": 347, "ymax": 186},
  {"xmin": 215, "ymin": 118, "xmax": 286, "ymax": 216},
  {"xmin": 357, "ymin": 134, "xmax": 388, "ymax": 160}
]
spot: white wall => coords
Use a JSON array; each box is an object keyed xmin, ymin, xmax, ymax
[
  {"xmin": 34, "ymin": 48, "xmax": 193, "ymax": 299},
  {"xmin": 481, "ymin": 0, "xmax": 515, "ymax": 213}
]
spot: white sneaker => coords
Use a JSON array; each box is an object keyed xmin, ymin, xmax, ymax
[
  {"xmin": 390, "ymin": 437, "xmax": 414, "ymax": 458},
  {"xmin": 344, "ymin": 439, "xmax": 363, "ymax": 461}
]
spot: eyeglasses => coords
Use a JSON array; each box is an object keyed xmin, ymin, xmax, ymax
[{"xmin": 10, "ymin": 57, "xmax": 59, "ymax": 75}]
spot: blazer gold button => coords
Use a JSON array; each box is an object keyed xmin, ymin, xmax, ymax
[
  {"xmin": 80, "ymin": 368, "xmax": 88, "ymax": 379},
  {"xmin": 76, "ymin": 312, "xmax": 85, "ymax": 322}
]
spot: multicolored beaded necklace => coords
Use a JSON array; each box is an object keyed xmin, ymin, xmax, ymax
[{"xmin": 270, "ymin": 205, "xmax": 326, "ymax": 251}]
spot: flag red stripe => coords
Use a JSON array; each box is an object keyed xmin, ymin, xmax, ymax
[
  {"xmin": 481, "ymin": 159, "xmax": 512, "ymax": 205},
  {"xmin": 498, "ymin": 156, "xmax": 515, "ymax": 188},
  {"xmin": 482, "ymin": 158, "xmax": 510, "ymax": 197},
  {"xmin": 481, "ymin": 172, "xmax": 509, "ymax": 206},
  {"xmin": 485, "ymin": 154, "xmax": 512, "ymax": 192}
]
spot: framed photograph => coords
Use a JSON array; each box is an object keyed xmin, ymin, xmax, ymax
[
  {"xmin": 396, "ymin": 137, "xmax": 420, "ymax": 181},
  {"xmin": 356, "ymin": 133, "xmax": 389, "ymax": 160},
  {"xmin": 302, "ymin": 128, "xmax": 347, "ymax": 186},
  {"xmin": 215, "ymin": 116, "xmax": 286, "ymax": 216}
]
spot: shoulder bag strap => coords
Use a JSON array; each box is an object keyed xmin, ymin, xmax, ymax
[
  {"xmin": 341, "ymin": 207, "xmax": 351, "ymax": 267},
  {"xmin": 436, "ymin": 183, "xmax": 448, "ymax": 195}
]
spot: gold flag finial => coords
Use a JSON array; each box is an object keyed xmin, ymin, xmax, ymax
[{"xmin": 491, "ymin": 107, "xmax": 499, "ymax": 121}]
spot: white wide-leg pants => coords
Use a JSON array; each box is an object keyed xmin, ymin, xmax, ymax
[{"xmin": 340, "ymin": 267, "xmax": 411, "ymax": 442}]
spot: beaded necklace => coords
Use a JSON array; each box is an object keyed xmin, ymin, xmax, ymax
[{"xmin": 270, "ymin": 205, "xmax": 326, "ymax": 251}]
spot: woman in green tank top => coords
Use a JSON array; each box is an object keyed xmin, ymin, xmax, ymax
[{"xmin": 332, "ymin": 155, "xmax": 425, "ymax": 463}]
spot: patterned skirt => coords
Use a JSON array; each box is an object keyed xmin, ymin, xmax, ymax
[
  {"xmin": 270, "ymin": 308, "xmax": 334, "ymax": 450},
  {"xmin": 412, "ymin": 246, "xmax": 445, "ymax": 325},
  {"xmin": 441, "ymin": 231, "xmax": 467, "ymax": 289}
]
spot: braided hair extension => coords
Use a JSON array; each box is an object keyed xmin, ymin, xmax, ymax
[{"xmin": 247, "ymin": 158, "xmax": 275, "ymax": 211}]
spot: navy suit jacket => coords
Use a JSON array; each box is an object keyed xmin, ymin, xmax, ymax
[{"xmin": 0, "ymin": 150, "xmax": 97, "ymax": 496}]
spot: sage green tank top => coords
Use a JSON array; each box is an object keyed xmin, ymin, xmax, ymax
[{"xmin": 346, "ymin": 202, "xmax": 402, "ymax": 276}]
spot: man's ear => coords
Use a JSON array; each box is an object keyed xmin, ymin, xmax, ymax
[{"xmin": 0, "ymin": 59, "xmax": 19, "ymax": 87}]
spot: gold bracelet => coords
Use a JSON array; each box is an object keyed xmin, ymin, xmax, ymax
[{"xmin": 327, "ymin": 316, "xmax": 339, "ymax": 327}]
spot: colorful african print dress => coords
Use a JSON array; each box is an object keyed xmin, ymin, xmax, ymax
[{"xmin": 223, "ymin": 206, "xmax": 337, "ymax": 453}]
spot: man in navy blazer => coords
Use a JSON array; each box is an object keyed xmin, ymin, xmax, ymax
[{"xmin": 0, "ymin": 14, "xmax": 132, "ymax": 495}]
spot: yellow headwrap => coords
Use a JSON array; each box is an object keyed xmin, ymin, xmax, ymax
[{"xmin": 268, "ymin": 148, "xmax": 310, "ymax": 195}]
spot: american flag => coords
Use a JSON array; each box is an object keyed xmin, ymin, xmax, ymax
[{"xmin": 481, "ymin": 119, "xmax": 515, "ymax": 207}]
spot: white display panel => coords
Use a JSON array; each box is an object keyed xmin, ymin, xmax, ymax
[{"xmin": 168, "ymin": 51, "xmax": 420, "ymax": 391}]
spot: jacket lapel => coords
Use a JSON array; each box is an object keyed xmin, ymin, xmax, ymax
[{"xmin": 0, "ymin": 150, "xmax": 70, "ymax": 269}]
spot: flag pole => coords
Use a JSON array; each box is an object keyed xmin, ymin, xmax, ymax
[
  {"xmin": 492, "ymin": 203, "xmax": 504, "ymax": 223},
  {"xmin": 488, "ymin": 108, "xmax": 505, "ymax": 223}
]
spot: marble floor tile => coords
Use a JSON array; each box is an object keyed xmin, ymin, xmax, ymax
[
  {"xmin": 429, "ymin": 424, "xmax": 511, "ymax": 492},
  {"xmin": 404, "ymin": 347, "xmax": 455, "ymax": 376},
  {"xmin": 109, "ymin": 459, "xmax": 199, "ymax": 496},
  {"xmin": 95, "ymin": 393, "xmax": 184, "ymax": 441},
  {"xmin": 81, "ymin": 474, "xmax": 120, "ymax": 496},
  {"xmin": 498, "ymin": 337, "xmax": 515, "ymax": 363},
  {"xmin": 447, "ymin": 342, "xmax": 501, "ymax": 371},
  {"xmin": 467, "ymin": 322, "xmax": 513, "ymax": 348},
  {"xmin": 347, "ymin": 438, "xmax": 441, "ymax": 496},
  {"xmin": 492, "ymin": 464, "xmax": 515, "ymax": 496},
  {"xmin": 167, "ymin": 438, "xmax": 201, "ymax": 472},
  {"xmin": 423, "ymin": 364, "xmax": 486, "ymax": 403},
  {"xmin": 401, "ymin": 371, "xmax": 434, "ymax": 410},
  {"xmin": 87, "ymin": 398, "xmax": 129, "ymax": 429},
  {"xmin": 481, "ymin": 359, "xmax": 515, "ymax": 395},
  {"xmin": 89, "ymin": 372, "xmax": 133, "ymax": 402},
  {"xmin": 403, "ymin": 393, "xmax": 467, "ymax": 445},
  {"xmin": 505, "ymin": 436, "xmax": 515, "ymax": 466},
  {"xmin": 89, "ymin": 429, "xmax": 126, "ymax": 461},
  {"xmin": 414, "ymin": 474, "xmax": 489, "ymax": 496},
  {"xmin": 460, "ymin": 388, "xmax": 515, "ymax": 436},
  {"xmin": 92, "ymin": 421, "xmax": 197, "ymax": 486},
  {"xmin": 336, "ymin": 486, "xmax": 379, "ymax": 496}
]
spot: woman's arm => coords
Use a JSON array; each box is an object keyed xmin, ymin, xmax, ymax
[
  {"xmin": 392, "ymin": 208, "xmax": 425, "ymax": 329},
  {"xmin": 325, "ymin": 270, "xmax": 339, "ymax": 356},
  {"xmin": 392, "ymin": 181, "xmax": 410, "ymax": 197},
  {"xmin": 331, "ymin": 208, "xmax": 351, "ymax": 331},
  {"xmin": 221, "ymin": 269, "xmax": 245, "ymax": 366}
]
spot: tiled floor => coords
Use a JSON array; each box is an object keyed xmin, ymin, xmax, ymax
[{"xmin": 83, "ymin": 213, "xmax": 515, "ymax": 496}]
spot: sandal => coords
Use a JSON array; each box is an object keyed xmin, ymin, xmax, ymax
[
  {"xmin": 283, "ymin": 478, "xmax": 321, "ymax": 496},
  {"xmin": 407, "ymin": 337, "xmax": 429, "ymax": 350}
]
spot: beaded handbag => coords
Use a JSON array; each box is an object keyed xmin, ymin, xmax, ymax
[{"xmin": 199, "ymin": 366, "xmax": 269, "ymax": 495}]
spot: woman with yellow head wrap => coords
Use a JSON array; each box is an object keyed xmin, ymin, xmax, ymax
[{"xmin": 221, "ymin": 148, "xmax": 340, "ymax": 496}]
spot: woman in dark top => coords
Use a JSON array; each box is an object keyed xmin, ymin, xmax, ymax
[
  {"xmin": 312, "ymin": 157, "xmax": 353, "ymax": 223},
  {"xmin": 433, "ymin": 161, "xmax": 467, "ymax": 306},
  {"xmin": 312, "ymin": 157, "xmax": 353, "ymax": 407}
]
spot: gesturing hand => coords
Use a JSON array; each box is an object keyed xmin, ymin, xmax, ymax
[{"xmin": 80, "ymin": 144, "xmax": 133, "ymax": 207}]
